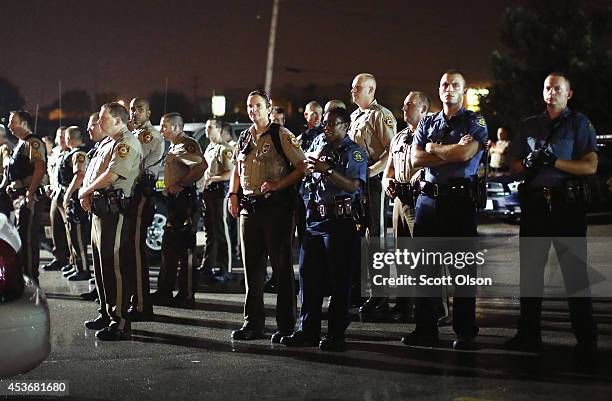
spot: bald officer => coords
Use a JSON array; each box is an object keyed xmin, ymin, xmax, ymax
[
  {"xmin": 154, "ymin": 112, "xmax": 206, "ymax": 308},
  {"xmin": 348, "ymin": 73, "xmax": 396, "ymax": 314},
  {"xmin": 80, "ymin": 102, "xmax": 142, "ymax": 341},
  {"xmin": 1, "ymin": 111, "xmax": 46, "ymax": 283},
  {"xmin": 128, "ymin": 97, "xmax": 164, "ymax": 320}
]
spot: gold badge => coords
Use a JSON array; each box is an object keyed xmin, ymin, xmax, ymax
[
  {"xmin": 77, "ymin": 153, "xmax": 86, "ymax": 163},
  {"xmin": 143, "ymin": 132, "xmax": 153, "ymax": 144},
  {"xmin": 353, "ymin": 150, "xmax": 364, "ymax": 162},
  {"xmin": 289, "ymin": 134, "xmax": 301, "ymax": 148},
  {"xmin": 224, "ymin": 150, "xmax": 233, "ymax": 159},
  {"xmin": 262, "ymin": 143, "xmax": 271, "ymax": 154},
  {"xmin": 476, "ymin": 116, "xmax": 486, "ymax": 128},
  {"xmin": 117, "ymin": 143, "xmax": 130, "ymax": 158},
  {"xmin": 383, "ymin": 114, "xmax": 395, "ymax": 128}
]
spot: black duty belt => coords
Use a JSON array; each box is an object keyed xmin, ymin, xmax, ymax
[
  {"xmin": 313, "ymin": 197, "xmax": 354, "ymax": 219},
  {"xmin": 394, "ymin": 182, "xmax": 415, "ymax": 207},
  {"xmin": 203, "ymin": 181, "xmax": 228, "ymax": 192},
  {"xmin": 419, "ymin": 180, "xmax": 474, "ymax": 199}
]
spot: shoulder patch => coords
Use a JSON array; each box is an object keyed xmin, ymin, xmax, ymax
[
  {"xmin": 32, "ymin": 150, "xmax": 42, "ymax": 160},
  {"xmin": 185, "ymin": 143, "xmax": 196, "ymax": 153},
  {"xmin": 475, "ymin": 116, "xmax": 486, "ymax": 128},
  {"xmin": 77, "ymin": 153, "xmax": 86, "ymax": 163},
  {"xmin": 31, "ymin": 141, "xmax": 40, "ymax": 149},
  {"xmin": 117, "ymin": 143, "xmax": 130, "ymax": 158},
  {"xmin": 289, "ymin": 133, "xmax": 301, "ymax": 148},
  {"xmin": 383, "ymin": 114, "xmax": 395, "ymax": 128},
  {"xmin": 587, "ymin": 121, "xmax": 596, "ymax": 133},
  {"xmin": 224, "ymin": 150, "xmax": 233, "ymax": 159},
  {"xmin": 352, "ymin": 150, "xmax": 364, "ymax": 162}
]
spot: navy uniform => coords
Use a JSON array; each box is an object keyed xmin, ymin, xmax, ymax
[
  {"xmin": 348, "ymin": 100, "xmax": 396, "ymax": 237},
  {"xmin": 129, "ymin": 121, "xmax": 164, "ymax": 318},
  {"xmin": 411, "ymin": 107, "xmax": 487, "ymax": 343},
  {"xmin": 197, "ymin": 140, "xmax": 233, "ymax": 279},
  {"xmin": 233, "ymin": 123, "xmax": 305, "ymax": 338},
  {"xmin": 59, "ymin": 145, "xmax": 90, "ymax": 279},
  {"xmin": 291, "ymin": 135, "xmax": 367, "ymax": 348},
  {"xmin": 3, "ymin": 134, "xmax": 46, "ymax": 283},
  {"xmin": 45, "ymin": 146, "xmax": 70, "ymax": 271},
  {"xmin": 84, "ymin": 130, "xmax": 142, "ymax": 337},
  {"xmin": 507, "ymin": 108, "xmax": 598, "ymax": 349},
  {"xmin": 156, "ymin": 133, "xmax": 204, "ymax": 306}
]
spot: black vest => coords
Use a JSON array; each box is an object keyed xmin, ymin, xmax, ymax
[
  {"xmin": 58, "ymin": 146, "xmax": 87, "ymax": 186},
  {"xmin": 7, "ymin": 134, "xmax": 36, "ymax": 182}
]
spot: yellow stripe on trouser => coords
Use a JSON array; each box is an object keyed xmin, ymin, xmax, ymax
[
  {"xmin": 76, "ymin": 224, "xmax": 88, "ymax": 273},
  {"xmin": 222, "ymin": 197, "xmax": 232, "ymax": 272},
  {"xmin": 135, "ymin": 196, "xmax": 145, "ymax": 309},
  {"xmin": 25, "ymin": 201, "xmax": 34, "ymax": 277},
  {"xmin": 113, "ymin": 214, "xmax": 125, "ymax": 330}
]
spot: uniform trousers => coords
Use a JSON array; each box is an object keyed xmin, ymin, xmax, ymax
[
  {"xmin": 50, "ymin": 192, "xmax": 69, "ymax": 266},
  {"xmin": 16, "ymin": 198, "xmax": 42, "ymax": 283},
  {"xmin": 201, "ymin": 186, "xmax": 229, "ymax": 273},
  {"xmin": 129, "ymin": 189, "xmax": 155, "ymax": 312}
]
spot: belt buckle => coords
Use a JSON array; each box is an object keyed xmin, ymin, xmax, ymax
[
  {"xmin": 433, "ymin": 183, "xmax": 439, "ymax": 197},
  {"xmin": 318, "ymin": 204, "xmax": 327, "ymax": 218}
]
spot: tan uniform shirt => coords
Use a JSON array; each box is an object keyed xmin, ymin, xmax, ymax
[
  {"xmin": 164, "ymin": 132, "xmax": 204, "ymax": 189},
  {"xmin": 197, "ymin": 141, "xmax": 234, "ymax": 191},
  {"xmin": 84, "ymin": 130, "xmax": 142, "ymax": 196},
  {"xmin": 389, "ymin": 128, "xmax": 416, "ymax": 183},
  {"xmin": 0, "ymin": 143, "xmax": 11, "ymax": 178},
  {"xmin": 133, "ymin": 121, "xmax": 164, "ymax": 176},
  {"xmin": 233, "ymin": 125, "xmax": 305, "ymax": 196},
  {"xmin": 83, "ymin": 138, "xmax": 111, "ymax": 189},
  {"xmin": 69, "ymin": 148, "xmax": 88, "ymax": 177},
  {"xmin": 12, "ymin": 135, "xmax": 47, "ymax": 189},
  {"xmin": 348, "ymin": 99, "xmax": 396, "ymax": 164}
]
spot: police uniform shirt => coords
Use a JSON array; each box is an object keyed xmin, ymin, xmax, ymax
[
  {"xmin": 414, "ymin": 108, "xmax": 488, "ymax": 184},
  {"xmin": 300, "ymin": 125, "xmax": 324, "ymax": 152},
  {"xmin": 134, "ymin": 121, "xmax": 164, "ymax": 176},
  {"xmin": 70, "ymin": 148, "xmax": 88, "ymax": 178},
  {"xmin": 84, "ymin": 131, "xmax": 142, "ymax": 196},
  {"xmin": 507, "ymin": 108, "xmax": 597, "ymax": 188},
  {"xmin": 233, "ymin": 125, "xmax": 305, "ymax": 196},
  {"xmin": 164, "ymin": 132, "xmax": 204, "ymax": 189},
  {"xmin": 348, "ymin": 100, "xmax": 396, "ymax": 164},
  {"xmin": 83, "ymin": 137, "xmax": 112, "ymax": 189},
  {"xmin": 197, "ymin": 141, "xmax": 233, "ymax": 190},
  {"xmin": 309, "ymin": 134, "xmax": 368, "ymax": 205},
  {"xmin": 0, "ymin": 143, "xmax": 11, "ymax": 177},
  {"xmin": 11, "ymin": 135, "xmax": 46, "ymax": 189},
  {"xmin": 46, "ymin": 148, "xmax": 63, "ymax": 190},
  {"xmin": 389, "ymin": 127, "xmax": 415, "ymax": 183}
]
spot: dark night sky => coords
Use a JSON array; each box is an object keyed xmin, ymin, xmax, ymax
[{"xmin": 2, "ymin": 0, "xmax": 518, "ymax": 112}]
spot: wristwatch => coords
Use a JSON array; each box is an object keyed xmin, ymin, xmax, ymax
[
  {"xmin": 226, "ymin": 192, "xmax": 239, "ymax": 199},
  {"xmin": 325, "ymin": 167, "xmax": 334, "ymax": 176}
]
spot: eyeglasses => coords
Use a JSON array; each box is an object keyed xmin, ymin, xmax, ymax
[{"xmin": 321, "ymin": 120, "xmax": 347, "ymax": 128}]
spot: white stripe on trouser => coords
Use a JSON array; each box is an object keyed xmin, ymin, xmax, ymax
[
  {"xmin": 135, "ymin": 197, "xmax": 145, "ymax": 309},
  {"xmin": 187, "ymin": 248, "xmax": 193, "ymax": 296},
  {"xmin": 76, "ymin": 224, "xmax": 87, "ymax": 273},
  {"xmin": 222, "ymin": 197, "xmax": 232, "ymax": 272},
  {"xmin": 113, "ymin": 215, "xmax": 125, "ymax": 329},
  {"xmin": 379, "ymin": 190, "xmax": 385, "ymax": 238}
]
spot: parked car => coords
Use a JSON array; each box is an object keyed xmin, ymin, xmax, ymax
[{"xmin": 0, "ymin": 214, "xmax": 50, "ymax": 378}]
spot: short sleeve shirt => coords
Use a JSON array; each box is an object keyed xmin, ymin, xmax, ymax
[
  {"xmin": 389, "ymin": 127, "xmax": 415, "ymax": 183},
  {"xmin": 507, "ymin": 108, "xmax": 597, "ymax": 187},
  {"xmin": 233, "ymin": 124, "xmax": 305, "ymax": 196},
  {"xmin": 11, "ymin": 135, "xmax": 47, "ymax": 188},
  {"xmin": 348, "ymin": 100, "xmax": 396, "ymax": 164},
  {"xmin": 164, "ymin": 132, "xmax": 205, "ymax": 188},
  {"xmin": 414, "ymin": 108, "xmax": 488, "ymax": 184},
  {"xmin": 134, "ymin": 121, "xmax": 164, "ymax": 176}
]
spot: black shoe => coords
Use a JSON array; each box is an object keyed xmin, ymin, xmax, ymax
[
  {"xmin": 437, "ymin": 315, "xmax": 452, "ymax": 327},
  {"xmin": 89, "ymin": 278, "xmax": 96, "ymax": 285},
  {"xmin": 505, "ymin": 334, "xmax": 542, "ymax": 352},
  {"xmin": 319, "ymin": 335, "xmax": 346, "ymax": 352},
  {"xmin": 280, "ymin": 331, "xmax": 320, "ymax": 347},
  {"xmin": 400, "ymin": 331, "xmax": 439, "ymax": 347},
  {"xmin": 231, "ymin": 327, "xmax": 265, "ymax": 341},
  {"xmin": 63, "ymin": 267, "xmax": 77, "ymax": 277},
  {"xmin": 95, "ymin": 326, "xmax": 131, "ymax": 341},
  {"xmin": 263, "ymin": 279, "xmax": 277, "ymax": 294},
  {"xmin": 84, "ymin": 316, "xmax": 111, "ymax": 330},
  {"xmin": 127, "ymin": 306, "xmax": 154, "ymax": 322},
  {"xmin": 68, "ymin": 271, "xmax": 91, "ymax": 281},
  {"xmin": 80, "ymin": 289, "xmax": 98, "ymax": 301},
  {"xmin": 42, "ymin": 259, "xmax": 64, "ymax": 271},
  {"xmin": 61, "ymin": 264, "xmax": 74, "ymax": 273},
  {"xmin": 359, "ymin": 297, "xmax": 389, "ymax": 314},
  {"xmin": 170, "ymin": 293, "xmax": 195, "ymax": 308},
  {"xmin": 574, "ymin": 341, "xmax": 598, "ymax": 355},
  {"xmin": 151, "ymin": 291, "xmax": 173, "ymax": 306},
  {"xmin": 270, "ymin": 331, "xmax": 292, "ymax": 344},
  {"xmin": 452, "ymin": 337, "xmax": 479, "ymax": 351}
]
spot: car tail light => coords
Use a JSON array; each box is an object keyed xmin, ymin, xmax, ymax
[{"xmin": 0, "ymin": 239, "xmax": 24, "ymax": 302}]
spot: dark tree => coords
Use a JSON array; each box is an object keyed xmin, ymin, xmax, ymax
[
  {"xmin": 480, "ymin": 0, "xmax": 612, "ymax": 137},
  {"xmin": 0, "ymin": 77, "xmax": 26, "ymax": 122}
]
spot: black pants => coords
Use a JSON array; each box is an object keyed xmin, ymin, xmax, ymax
[
  {"xmin": 412, "ymin": 194, "xmax": 479, "ymax": 339},
  {"xmin": 91, "ymin": 211, "xmax": 134, "ymax": 331},
  {"xmin": 517, "ymin": 191, "xmax": 597, "ymax": 344},
  {"xmin": 50, "ymin": 192, "xmax": 69, "ymax": 266},
  {"xmin": 16, "ymin": 198, "xmax": 42, "ymax": 283},
  {"xmin": 240, "ymin": 200, "xmax": 296, "ymax": 333},
  {"xmin": 200, "ymin": 188, "xmax": 229, "ymax": 273}
]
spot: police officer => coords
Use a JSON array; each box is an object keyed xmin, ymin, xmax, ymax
[
  {"xmin": 228, "ymin": 90, "xmax": 305, "ymax": 342},
  {"xmin": 154, "ymin": 112, "xmax": 206, "ymax": 308},
  {"xmin": 324, "ymin": 99, "xmax": 346, "ymax": 114},
  {"xmin": 127, "ymin": 97, "xmax": 164, "ymax": 320},
  {"xmin": 407, "ymin": 70, "xmax": 488, "ymax": 350},
  {"xmin": 270, "ymin": 106, "xmax": 286, "ymax": 126},
  {"xmin": 280, "ymin": 107, "xmax": 367, "ymax": 351},
  {"xmin": 197, "ymin": 118, "xmax": 233, "ymax": 283},
  {"xmin": 80, "ymin": 102, "xmax": 142, "ymax": 341},
  {"xmin": 0, "ymin": 124, "xmax": 14, "ymax": 217},
  {"xmin": 506, "ymin": 72, "xmax": 598, "ymax": 353},
  {"xmin": 42, "ymin": 127, "xmax": 70, "ymax": 272},
  {"xmin": 1, "ymin": 111, "xmax": 46, "ymax": 284},
  {"xmin": 348, "ymin": 73, "xmax": 396, "ymax": 314},
  {"xmin": 382, "ymin": 91, "xmax": 431, "ymax": 322},
  {"xmin": 60, "ymin": 126, "xmax": 90, "ymax": 281}
]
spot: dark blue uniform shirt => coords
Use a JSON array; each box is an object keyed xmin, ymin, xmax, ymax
[
  {"xmin": 507, "ymin": 108, "xmax": 597, "ymax": 187},
  {"xmin": 300, "ymin": 125, "xmax": 324, "ymax": 152},
  {"xmin": 414, "ymin": 107, "xmax": 488, "ymax": 183}
]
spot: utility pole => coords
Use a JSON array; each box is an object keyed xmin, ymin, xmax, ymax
[{"xmin": 264, "ymin": 0, "xmax": 279, "ymax": 96}]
